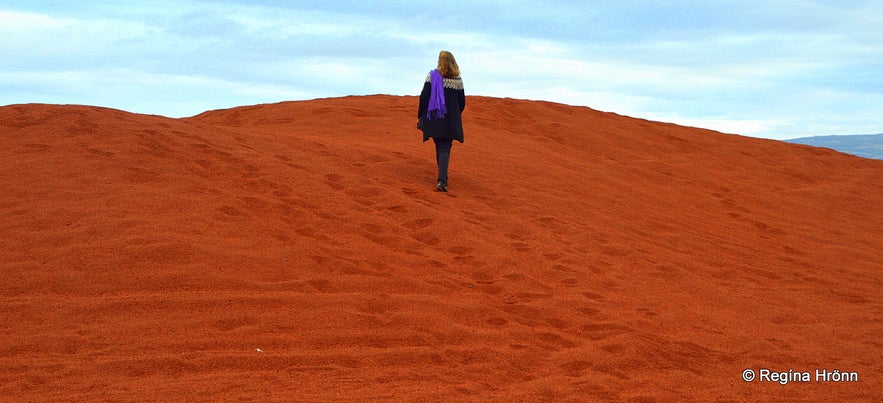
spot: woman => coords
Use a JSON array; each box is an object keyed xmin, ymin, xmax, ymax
[{"xmin": 418, "ymin": 50, "xmax": 465, "ymax": 193}]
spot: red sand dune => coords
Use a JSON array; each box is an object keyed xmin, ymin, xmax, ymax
[{"xmin": 1, "ymin": 95, "xmax": 881, "ymax": 401}]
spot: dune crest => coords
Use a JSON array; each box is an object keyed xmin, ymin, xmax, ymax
[{"xmin": 1, "ymin": 96, "xmax": 881, "ymax": 400}]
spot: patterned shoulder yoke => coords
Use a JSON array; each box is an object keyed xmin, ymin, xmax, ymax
[{"xmin": 425, "ymin": 74, "xmax": 464, "ymax": 90}]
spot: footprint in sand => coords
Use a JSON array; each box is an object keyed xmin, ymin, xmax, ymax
[
  {"xmin": 511, "ymin": 242, "xmax": 533, "ymax": 252},
  {"xmin": 447, "ymin": 246, "xmax": 473, "ymax": 255},
  {"xmin": 385, "ymin": 205, "xmax": 407, "ymax": 213},
  {"xmin": 213, "ymin": 205, "xmax": 250, "ymax": 222},
  {"xmin": 533, "ymin": 332, "xmax": 577, "ymax": 351},
  {"xmin": 577, "ymin": 323, "xmax": 632, "ymax": 341},
  {"xmin": 324, "ymin": 173, "xmax": 346, "ymax": 190},
  {"xmin": 560, "ymin": 278, "xmax": 579, "ymax": 287},
  {"xmin": 581, "ymin": 292, "xmax": 604, "ymax": 300},
  {"xmin": 404, "ymin": 218, "xmax": 435, "ymax": 230},
  {"xmin": 411, "ymin": 233, "xmax": 440, "ymax": 246}
]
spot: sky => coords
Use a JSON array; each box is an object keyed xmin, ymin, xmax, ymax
[{"xmin": 1, "ymin": 0, "xmax": 881, "ymax": 140}]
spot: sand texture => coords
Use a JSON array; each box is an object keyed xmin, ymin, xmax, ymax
[{"xmin": 1, "ymin": 95, "xmax": 881, "ymax": 401}]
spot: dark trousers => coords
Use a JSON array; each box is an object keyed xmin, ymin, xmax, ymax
[{"xmin": 433, "ymin": 137, "xmax": 453, "ymax": 186}]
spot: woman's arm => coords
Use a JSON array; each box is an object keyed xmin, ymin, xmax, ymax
[{"xmin": 418, "ymin": 79, "xmax": 431, "ymax": 119}]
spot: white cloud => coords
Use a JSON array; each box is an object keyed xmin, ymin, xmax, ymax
[
  {"xmin": 649, "ymin": 115, "xmax": 782, "ymax": 138},
  {"xmin": 0, "ymin": 68, "xmax": 315, "ymax": 116},
  {"xmin": 0, "ymin": 10, "xmax": 75, "ymax": 30},
  {"xmin": 1, "ymin": 1, "xmax": 881, "ymax": 138}
]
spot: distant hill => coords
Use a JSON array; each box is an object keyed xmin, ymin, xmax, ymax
[{"xmin": 786, "ymin": 133, "xmax": 883, "ymax": 159}]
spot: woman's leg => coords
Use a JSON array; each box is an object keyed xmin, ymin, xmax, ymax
[{"xmin": 433, "ymin": 137, "xmax": 453, "ymax": 188}]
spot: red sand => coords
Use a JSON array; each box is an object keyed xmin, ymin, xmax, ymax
[{"xmin": 1, "ymin": 95, "xmax": 881, "ymax": 401}]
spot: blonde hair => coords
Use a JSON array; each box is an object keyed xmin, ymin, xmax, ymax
[{"xmin": 437, "ymin": 50, "xmax": 460, "ymax": 78}]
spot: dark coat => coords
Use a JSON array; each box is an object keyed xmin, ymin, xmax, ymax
[{"xmin": 418, "ymin": 73, "xmax": 465, "ymax": 143}]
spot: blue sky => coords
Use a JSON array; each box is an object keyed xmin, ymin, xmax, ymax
[{"xmin": 2, "ymin": 0, "xmax": 881, "ymax": 140}]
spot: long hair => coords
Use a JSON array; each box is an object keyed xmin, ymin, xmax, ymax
[{"xmin": 437, "ymin": 50, "xmax": 460, "ymax": 78}]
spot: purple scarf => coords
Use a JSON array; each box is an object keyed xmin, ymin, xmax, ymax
[{"xmin": 426, "ymin": 69, "xmax": 447, "ymax": 120}]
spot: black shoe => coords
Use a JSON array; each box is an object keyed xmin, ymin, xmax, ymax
[{"xmin": 436, "ymin": 182, "xmax": 448, "ymax": 192}]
